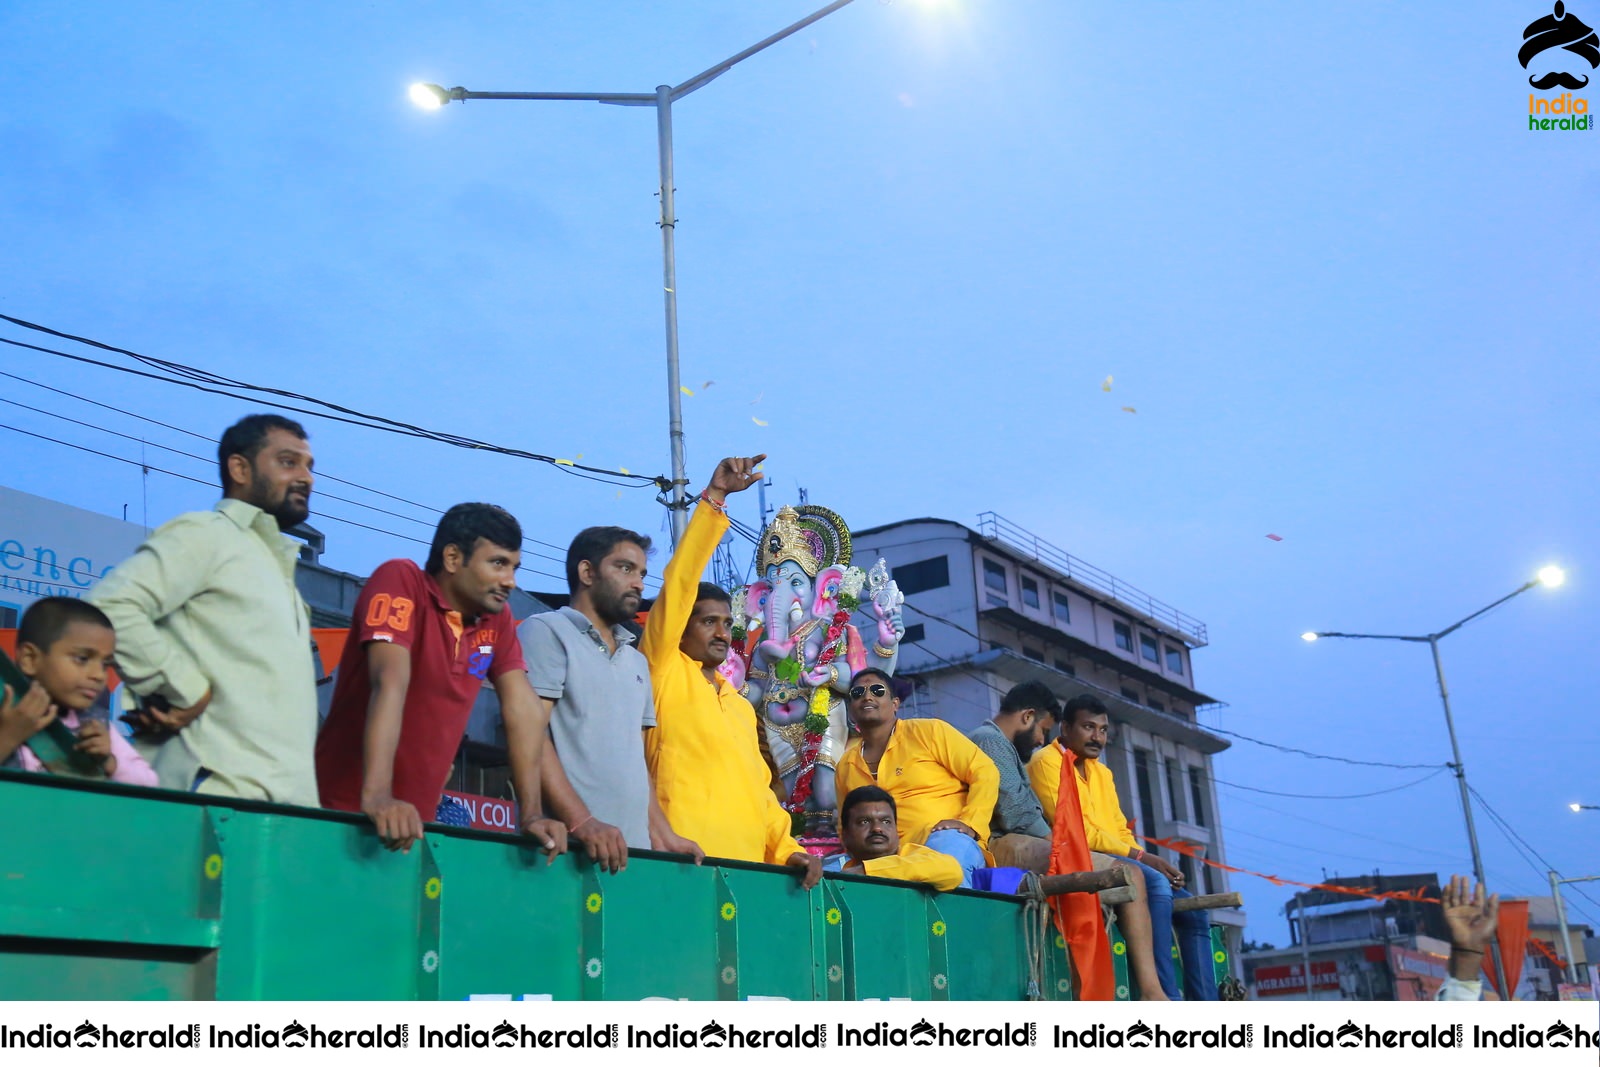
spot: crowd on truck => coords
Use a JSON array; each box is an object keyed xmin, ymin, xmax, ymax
[{"xmin": 0, "ymin": 414, "xmax": 1501, "ymax": 1001}]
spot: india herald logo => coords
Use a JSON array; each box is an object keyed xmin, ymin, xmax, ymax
[{"xmin": 1522, "ymin": 2, "xmax": 1600, "ymax": 89}]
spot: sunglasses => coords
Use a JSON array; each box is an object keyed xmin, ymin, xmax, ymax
[{"xmin": 849, "ymin": 683, "xmax": 889, "ymax": 699}]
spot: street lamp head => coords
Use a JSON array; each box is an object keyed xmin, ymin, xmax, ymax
[
  {"xmin": 409, "ymin": 82, "xmax": 451, "ymax": 110},
  {"xmin": 1537, "ymin": 564, "xmax": 1567, "ymax": 589},
  {"xmin": 1573, "ymin": 803, "xmax": 1584, "ymax": 813},
  {"xmin": 1301, "ymin": 632, "xmax": 1320, "ymax": 643}
]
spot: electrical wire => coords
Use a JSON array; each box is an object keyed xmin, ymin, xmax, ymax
[
  {"xmin": 1468, "ymin": 784, "xmax": 1600, "ymax": 927},
  {"xmin": 1213, "ymin": 767, "xmax": 1447, "ymax": 800},
  {"xmin": 0, "ymin": 320, "xmax": 661, "ymax": 489},
  {"xmin": 0, "ymin": 379, "xmax": 572, "ymax": 564},
  {"xmin": 0, "ymin": 423, "xmax": 569, "ymax": 586},
  {"xmin": 1200, "ymin": 723, "xmax": 1448, "ymax": 771}
]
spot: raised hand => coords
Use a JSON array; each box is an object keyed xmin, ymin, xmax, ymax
[{"xmin": 706, "ymin": 455, "xmax": 767, "ymax": 502}]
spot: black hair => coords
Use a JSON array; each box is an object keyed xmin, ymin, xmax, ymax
[
  {"xmin": 1000, "ymin": 680, "xmax": 1059, "ymax": 719},
  {"xmin": 565, "ymin": 526, "xmax": 652, "ymax": 594},
  {"xmin": 426, "ymin": 503, "xmax": 523, "ymax": 575},
  {"xmin": 1059, "ymin": 693, "xmax": 1109, "ymax": 726},
  {"xmin": 840, "ymin": 784, "xmax": 897, "ymax": 824},
  {"xmin": 18, "ymin": 597, "xmax": 113, "ymax": 651},
  {"xmin": 848, "ymin": 667, "xmax": 895, "ymax": 693},
  {"xmin": 694, "ymin": 582, "xmax": 732, "ymax": 608},
  {"xmin": 217, "ymin": 414, "xmax": 308, "ymax": 489}
]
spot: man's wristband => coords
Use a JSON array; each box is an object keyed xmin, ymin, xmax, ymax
[
  {"xmin": 699, "ymin": 489, "xmax": 728, "ymax": 514},
  {"xmin": 1128, "ymin": 847, "xmax": 1145, "ymax": 862}
]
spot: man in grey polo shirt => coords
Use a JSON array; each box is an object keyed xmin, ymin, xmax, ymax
[
  {"xmin": 968, "ymin": 680, "xmax": 1057, "ymax": 872},
  {"xmin": 519, "ymin": 525, "xmax": 702, "ymax": 873}
]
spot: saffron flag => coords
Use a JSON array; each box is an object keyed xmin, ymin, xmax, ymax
[
  {"xmin": 1048, "ymin": 746, "xmax": 1115, "ymax": 1000},
  {"xmin": 1484, "ymin": 898, "xmax": 1531, "ymax": 999}
]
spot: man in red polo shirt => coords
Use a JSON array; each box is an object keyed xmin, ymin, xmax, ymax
[{"xmin": 316, "ymin": 503, "xmax": 566, "ymax": 856}]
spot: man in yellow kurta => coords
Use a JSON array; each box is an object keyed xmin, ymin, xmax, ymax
[
  {"xmin": 1029, "ymin": 693, "xmax": 1217, "ymax": 1000},
  {"xmin": 834, "ymin": 667, "xmax": 999, "ymax": 887},
  {"xmin": 837, "ymin": 784, "xmax": 963, "ymax": 891},
  {"xmin": 641, "ymin": 455, "xmax": 821, "ymax": 887}
]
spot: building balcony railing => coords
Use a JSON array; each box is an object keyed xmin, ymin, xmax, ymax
[{"xmin": 976, "ymin": 511, "xmax": 1208, "ymax": 647}]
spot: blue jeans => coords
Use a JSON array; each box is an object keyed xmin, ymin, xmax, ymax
[
  {"xmin": 1134, "ymin": 860, "xmax": 1218, "ymax": 1001},
  {"xmin": 924, "ymin": 829, "xmax": 984, "ymax": 890}
]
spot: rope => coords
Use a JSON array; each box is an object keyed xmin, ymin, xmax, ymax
[{"xmin": 1019, "ymin": 872, "xmax": 1049, "ymax": 1001}]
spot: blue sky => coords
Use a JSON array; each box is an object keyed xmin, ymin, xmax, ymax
[{"xmin": 3, "ymin": 1, "xmax": 1596, "ymax": 943}]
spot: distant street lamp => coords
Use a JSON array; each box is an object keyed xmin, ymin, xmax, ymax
[
  {"xmin": 1572, "ymin": 803, "xmax": 1599, "ymax": 812},
  {"xmin": 1549, "ymin": 872, "xmax": 1600, "ymax": 986},
  {"xmin": 409, "ymin": 0, "xmax": 860, "ymax": 545},
  {"xmin": 1303, "ymin": 565, "xmax": 1567, "ymax": 996}
]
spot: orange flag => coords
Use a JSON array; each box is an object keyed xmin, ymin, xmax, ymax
[
  {"xmin": 1484, "ymin": 898, "xmax": 1530, "ymax": 999},
  {"xmin": 1047, "ymin": 743, "xmax": 1115, "ymax": 999}
]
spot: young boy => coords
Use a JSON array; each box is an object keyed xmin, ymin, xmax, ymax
[{"xmin": 1, "ymin": 597, "xmax": 156, "ymax": 785}]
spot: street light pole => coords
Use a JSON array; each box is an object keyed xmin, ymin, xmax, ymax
[
  {"xmin": 1548, "ymin": 872, "xmax": 1600, "ymax": 987},
  {"xmin": 412, "ymin": 0, "xmax": 860, "ymax": 545},
  {"xmin": 1302, "ymin": 565, "xmax": 1567, "ymax": 998}
]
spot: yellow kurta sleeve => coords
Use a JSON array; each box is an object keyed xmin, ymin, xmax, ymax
[
  {"xmin": 640, "ymin": 501, "xmax": 728, "ymax": 673},
  {"xmin": 1027, "ymin": 743, "xmax": 1062, "ymax": 820},
  {"xmin": 927, "ymin": 720, "xmax": 999, "ymax": 846},
  {"xmin": 1083, "ymin": 762, "xmax": 1139, "ymax": 856},
  {"xmin": 860, "ymin": 843, "xmax": 964, "ymax": 891}
]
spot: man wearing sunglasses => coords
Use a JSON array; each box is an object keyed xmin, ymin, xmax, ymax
[{"xmin": 834, "ymin": 667, "xmax": 999, "ymax": 888}]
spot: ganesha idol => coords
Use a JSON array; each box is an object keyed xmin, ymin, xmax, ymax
[{"xmin": 721, "ymin": 505, "xmax": 905, "ymax": 838}]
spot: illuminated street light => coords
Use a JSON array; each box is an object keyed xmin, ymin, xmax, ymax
[
  {"xmin": 1572, "ymin": 803, "xmax": 1599, "ymax": 812},
  {"xmin": 408, "ymin": 82, "xmax": 449, "ymax": 110},
  {"xmin": 1302, "ymin": 567, "xmax": 1566, "ymax": 995},
  {"xmin": 407, "ymin": 0, "xmax": 862, "ymax": 545}
]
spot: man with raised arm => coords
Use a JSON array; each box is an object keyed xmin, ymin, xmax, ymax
[
  {"xmin": 641, "ymin": 455, "xmax": 821, "ymax": 889},
  {"xmin": 518, "ymin": 524, "xmax": 702, "ymax": 873},
  {"xmin": 90, "ymin": 414, "xmax": 320, "ymax": 804},
  {"xmin": 315, "ymin": 503, "xmax": 566, "ymax": 857}
]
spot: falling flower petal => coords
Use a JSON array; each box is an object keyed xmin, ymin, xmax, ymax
[
  {"xmin": 752, "ymin": 417, "xmax": 768, "ymax": 427},
  {"xmin": 555, "ymin": 459, "xmax": 574, "ymax": 466},
  {"xmin": 1101, "ymin": 375, "xmax": 1113, "ymax": 392},
  {"xmin": 680, "ymin": 386, "xmax": 693, "ymax": 396},
  {"xmin": 1266, "ymin": 534, "xmax": 1283, "ymax": 542},
  {"xmin": 1121, "ymin": 406, "xmax": 1136, "ymax": 414}
]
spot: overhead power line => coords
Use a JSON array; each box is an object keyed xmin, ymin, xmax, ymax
[
  {"xmin": 0, "ymin": 314, "xmax": 661, "ymax": 489},
  {"xmin": 0, "ymin": 421, "xmax": 570, "ymax": 586}
]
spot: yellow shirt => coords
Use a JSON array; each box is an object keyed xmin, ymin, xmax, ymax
[
  {"xmin": 837, "ymin": 718, "xmax": 1000, "ymax": 848},
  {"xmin": 856, "ymin": 842, "xmax": 963, "ymax": 892},
  {"xmin": 641, "ymin": 502, "xmax": 804, "ymax": 866},
  {"xmin": 1027, "ymin": 740, "xmax": 1137, "ymax": 857}
]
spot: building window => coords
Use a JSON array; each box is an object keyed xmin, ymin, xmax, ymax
[
  {"xmin": 1149, "ymin": 697, "xmax": 1165, "ymax": 713},
  {"xmin": 1120, "ymin": 686, "xmax": 1140, "ymax": 703},
  {"xmin": 1114, "ymin": 621, "xmax": 1133, "ymax": 651},
  {"xmin": 1180, "ymin": 854, "xmax": 1199, "ymax": 891},
  {"xmin": 989, "ymin": 640, "xmax": 1010, "ymax": 653},
  {"xmin": 985, "ymin": 594, "xmax": 1006, "ymax": 608},
  {"xmin": 1021, "ymin": 575, "xmax": 1040, "ymax": 609},
  {"xmin": 901, "ymin": 623, "xmax": 926, "ymax": 644},
  {"xmin": 1164, "ymin": 758, "xmax": 1183, "ymax": 823},
  {"xmin": 982, "ymin": 557, "xmax": 1007, "ymax": 595},
  {"xmin": 1139, "ymin": 634, "xmax": 1159, "ymax": 663},
  {"xmin": 1052, "ymin": 590, "xmax": 1071, "ymax": 624},
  {"xmin": 1165, "ymin": 645, "xmax": 1184, "ymax": 674},
  {"xmin": 1133, "ymin": 749, "xmax": 1159, "ymax": 826},
  {"xmin": 1054, "ymin": 659, "xmax": 1075, "ymax": 676},
  {"xmin": 1023, "ymin": 645, "xmax": 1043, "ymax": 662},
  {"xmin": 1189, "ymin": 767, "xmax": 1209, "ymax": 828},
  {"xmin": 893, "ymin": 555, "xmax": 950, "ymax": 596}
]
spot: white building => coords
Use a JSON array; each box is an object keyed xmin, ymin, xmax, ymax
[{"xmin": 851, "ymin": 511, "xmax": 1246, "ymax": 955}]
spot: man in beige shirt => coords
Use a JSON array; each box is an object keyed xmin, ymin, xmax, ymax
[{"xmin": 91, "ymin": 414, "xmax": 319, "ymax": 805}]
